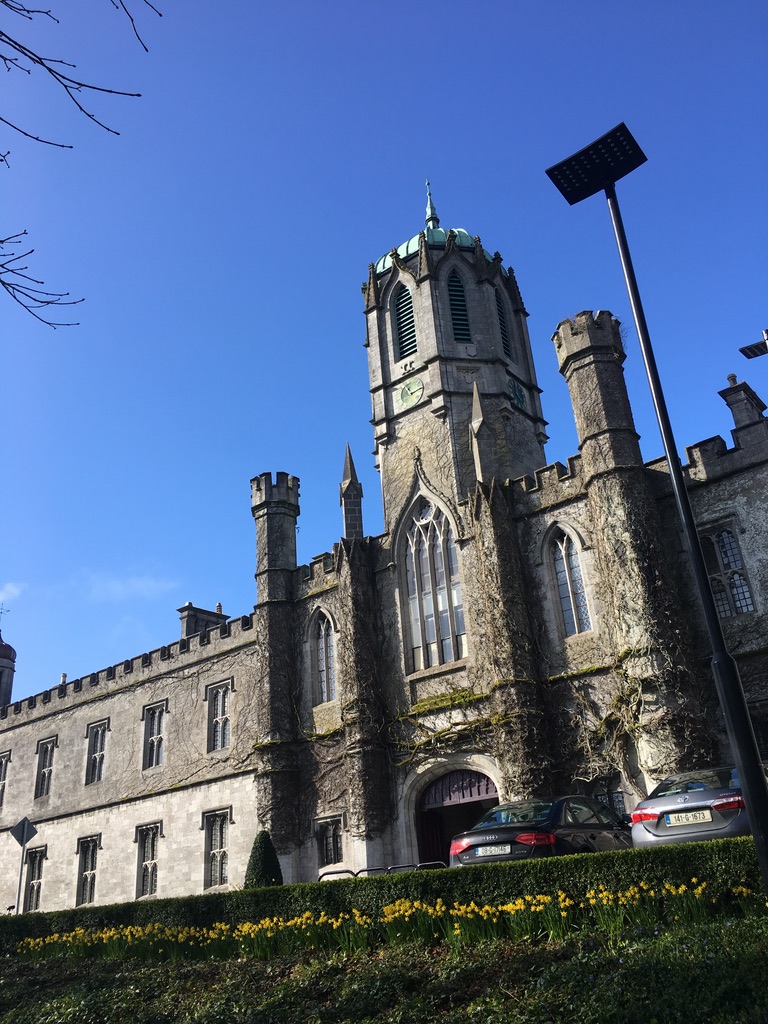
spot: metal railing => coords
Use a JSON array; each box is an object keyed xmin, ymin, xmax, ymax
[{"xmin": 318, "ymin": 860, "xmax": 447, "ymax": 882}]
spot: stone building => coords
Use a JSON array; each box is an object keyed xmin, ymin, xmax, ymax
[{"xmin": 2, "ymin": 191, "xmax": 768, "ymax": 913}]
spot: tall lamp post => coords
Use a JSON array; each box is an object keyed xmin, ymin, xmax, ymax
[{"xmin": 546, "ymin": 123, "xmax": 768, "ymax": 889}]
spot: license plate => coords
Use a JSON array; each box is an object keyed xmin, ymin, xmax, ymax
[
  {"xmin": 665, "ymin": 809, "xmax": 713, "ymax": 826},
  {"xmin": 476, "ymin": 844, "xmax": 511, "ymax": 857}
]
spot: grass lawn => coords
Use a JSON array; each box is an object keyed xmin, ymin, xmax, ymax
[{"xmin": 3, "ymin": 917, "xmax": 768, "ymax": 1024}]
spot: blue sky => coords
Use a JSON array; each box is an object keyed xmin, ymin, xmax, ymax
[{"xmin": 3, "ymin": 1, "xmax": 767, "ymax": 702}]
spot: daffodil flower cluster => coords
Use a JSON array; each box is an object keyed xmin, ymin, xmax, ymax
[{"xmin": 16, "ymin": 877, "xmax": 766, "ymax": 962}]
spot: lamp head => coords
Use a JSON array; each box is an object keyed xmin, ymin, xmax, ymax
[{"xmin": 546, "ymin": 123, "xmax": 647, "ymax": 205}]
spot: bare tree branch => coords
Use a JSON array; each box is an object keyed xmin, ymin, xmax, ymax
[
  {"xmin": 1, "ymin": 1, "xmax": 162, "ymax": 325},
  {"xmin": 1, "ymin": 231, "xmax": 84, "ymax": 326}
]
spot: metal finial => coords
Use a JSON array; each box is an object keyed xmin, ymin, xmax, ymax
[{"xmin": 425, "ymin": 179, "xmax": 440, "ymax": 229}]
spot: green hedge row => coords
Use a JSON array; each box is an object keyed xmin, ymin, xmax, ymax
[{"xmin": 0, "ymin": 837, "xmax": 761, "ymax": 954}]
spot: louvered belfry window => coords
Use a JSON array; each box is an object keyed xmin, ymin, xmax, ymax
[
  {"xmin": 394, "ymin": 284, "xmax": 417, "ymax": 359},
  {"xmin": 448, "ymin": 270, "xmax": 471, "ymax": 343},
  {"xmin": 495, "ymin": 289, "xmax": 512, "ymax": 358}
]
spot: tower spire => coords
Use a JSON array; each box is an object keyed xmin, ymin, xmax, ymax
[
  {"xmin": 425, "ymin": 179, "xmax": 440, "ymax": 229},
  {"xmin": 340, "ymin": 444, "xmax": 364, "ymax": 540}
]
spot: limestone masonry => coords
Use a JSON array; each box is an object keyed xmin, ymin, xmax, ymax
[{"xmin": 2, "ymin": 192, "xmax": 767, "ymax": 912}]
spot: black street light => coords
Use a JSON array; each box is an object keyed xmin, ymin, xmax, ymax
[
  {"xmin": 741, "ymin": 330, "xmax": 768, "ymax": 361},
  {"xmin": 546, "ymin": 123, "xmax": 768, "ymax": 889}
]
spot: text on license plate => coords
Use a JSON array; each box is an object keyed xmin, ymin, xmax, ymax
[
  {"xmin": 665, "ymin": 809, "xmax": 713, "ymax": 826},
  {"xmin": 476, "ymin": 844, "xmax": 512, "ymax": 857}
]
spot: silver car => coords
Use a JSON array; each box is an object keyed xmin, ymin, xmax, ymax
[{"xmin": 630, "ymin": 765, "xmax": 765, "ymax": 848}]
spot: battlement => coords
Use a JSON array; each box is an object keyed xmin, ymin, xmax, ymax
[
  {"xmin": 646, "ymin": 424, "xmax": 768, "ymax": 492},
  {"xmin": 512, "ymin": 455, "xmax": 584, "ymax": 511},
  {"xmin": 250, "ymin": 471, "xmax": 301, "ymax": 511},
  {"xmin": 552, "ymin": 310, "xmax": 624, "ymax": 367},
  {"xmin": 0, "ymin": 612, "xmax": 258, "ymax": 726},
  {"xmin": 296, "ymin": 549, "xmax": 339, "ymax": 597}
]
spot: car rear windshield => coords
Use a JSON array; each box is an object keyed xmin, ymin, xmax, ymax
[
  {"xmin": 650, "ymin": 767, "xmax": 739, "ymax": 797},
  {"xmin": 474, "ymin": 801, "xmax": 555, "ymax": 827}
]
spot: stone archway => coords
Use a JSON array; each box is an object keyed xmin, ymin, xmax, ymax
[{"xmin": 415, "ymin": 769, "xmax": 499, "ymax": 864}]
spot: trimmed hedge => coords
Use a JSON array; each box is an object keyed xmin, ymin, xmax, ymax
[{"xmin": 0, "ymin": 836, "xmax": 761, "ymax": 954}]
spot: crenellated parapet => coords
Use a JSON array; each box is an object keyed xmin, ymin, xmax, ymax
[
  {"xmin": 0, "ymin": 613, "xmax": 258, "ymax": 724},
  {"xmin": 296, "ymin": 550, "xmax": 339, "ymax": 598},
  {"xmin": 511, "ymin": 455, "xmax": 585, "ymax": 513}
]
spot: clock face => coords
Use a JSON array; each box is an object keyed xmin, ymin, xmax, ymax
[{"xmin": 400, "ymin": 378, "xmax": 424, "ymax": 408}]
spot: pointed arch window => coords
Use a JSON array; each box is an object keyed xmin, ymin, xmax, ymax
[
  {"xmin": 448, "ymin": 270, "xmax": 471, "ymax": 343},
  {"xmin": 394, "ymin": 284, "xmax": 417, "ymax": 359},
  {"xmin": 701, "ymin": 527, "xmax": 755, "ymax": 618},
  {"xmin": 404, "ymin": 500, "xmax": 466, "ymax": 672},
  {"xmin": 495, "ymin": 289, "xmax": 512, "ymax": 359},
  {"xmin": 552, "ymin": 531, "xmax": 591, "ymax": 636},
  {"xmin": 314, "ymin": 613, "xmax": 336, "ymax": 704}
]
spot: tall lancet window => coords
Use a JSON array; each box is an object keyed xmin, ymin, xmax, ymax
[
  {"xmin": 552, "ymin": 531, "xmax": 591, "ymax": 636},
  {"xmin": 315, "ymin": 613, "xmax": 336, "ymax": 704},
  {"xmin": 701, "ymin": 527, "xmax": 755, "ymax": 618},
  {"xmin": 394, "ymin": 284, "xmax": 417, "ymax": 359},
  {"xmin": 404, "ymin": 500, "xmax": 466, "ymax": 672},
  {"xmin": 447, "ymin": 269, "xmax": 471, "ymax": 343}
]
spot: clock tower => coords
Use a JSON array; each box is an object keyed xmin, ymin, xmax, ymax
[{"xmin": 363, "ymin": 186, "xmax": 548, "ymax": 533}]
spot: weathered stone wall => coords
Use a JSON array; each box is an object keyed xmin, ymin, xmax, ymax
[{"xmin": 0, "ymin": 624, "xmax": 269, "ymax": 911}]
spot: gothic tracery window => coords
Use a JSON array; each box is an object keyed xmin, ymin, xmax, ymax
[
  {"xmin": 701, "ymin": 527, "xmax": 755, "ymax": 618},
  {"xmin": 85, "ymin": 720, "xmax": 107, "ymax": 785},
  {"xmin": 137, "ymin": 824, "xmax": 159, "ymax": 898},
  {"xmin": 207, "ymin": 682, "xmax": 231, "ymax": 751},
  {"xmin": 205, "ymin": 811, "xmax": 229, "ymax": 889},
  {"xmin": 35, "ymin": 738, "xmax": 56, "ymax": 799},
  {"xmin": 404, "ymin": 500, "xmax": 466, "ymax": 672},
  {"xmin": 314, "ymin": 613, "xmax": 336, "ymax": 704},
  {"xmin": 77, "ymin": 836, "xmax": 99, "ymax": 906},
  {"xmin": 143, "ymin": 702, "xmax": 165, "ymax": 769},
  {"xmin": 319, "ymin": 818, "xmax": 343, "ymax": 866},
  {"xmin": 552, "ymin": 530, "xmax": 591, "ymax": 637},
  {"xmin": 24, "ymin": 848, "xmax": 45, "ymax": 912}
]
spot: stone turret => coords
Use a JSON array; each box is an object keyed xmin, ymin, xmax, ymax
[
  {"xmin": 553, "ymin": 310, "xmax": 642, "ymax": 481},
  {"xmin": 251, "ymin": 472, "xmax": 300, "ymax": 603},
  {"xmin": 340, "ymin": 445, "xmax": 364, "ymax": 540},
  {"xmin": 553, "ymin": 309, "xmax": 711, "ymax": 788},
  {"xmin": 0, "ymin": 631, "xmax": 15, "ymax": 707}
]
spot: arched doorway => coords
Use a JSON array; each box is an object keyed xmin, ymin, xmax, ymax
[{"xmin": 416, "ymin": 769, "xmax": 499, "ymax": 864}]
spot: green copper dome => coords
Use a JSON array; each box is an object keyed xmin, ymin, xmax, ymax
[{"xmin": 374, "ymin": 182, "xmax": 493, "ymax": 275}]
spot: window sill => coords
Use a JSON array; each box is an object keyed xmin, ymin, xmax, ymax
[{"xmin": 406, "ymin": 658, "xmax": 468, "ymax": 683}]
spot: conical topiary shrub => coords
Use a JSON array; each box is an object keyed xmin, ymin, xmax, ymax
[{"xmin": 244, "ymin": 829, "xmax": 283, "ymax": 888}]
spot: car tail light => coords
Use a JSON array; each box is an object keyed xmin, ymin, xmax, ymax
[
  {"xmin": 631, "ymin": 808, "xmax": 659, "ymax": 824},
  {"xmin": 711, "ymin": 794, "xmax": 746, "ymax": 812},
  {"xmin": 514, "ymin": 832, "xmax": 557, "ymax": 846},
  {"xmin": 449, "ymin": 837, "xmax": 473, "ymax": 857}
]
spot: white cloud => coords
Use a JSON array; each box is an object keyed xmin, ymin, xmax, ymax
[
  {"xmin": 0, "ymin": 582, "xmax": 24, "ymax": 603},
  {"xmin": 85, "ymin": 574, "xmax": 178, "ymax": 603}
]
